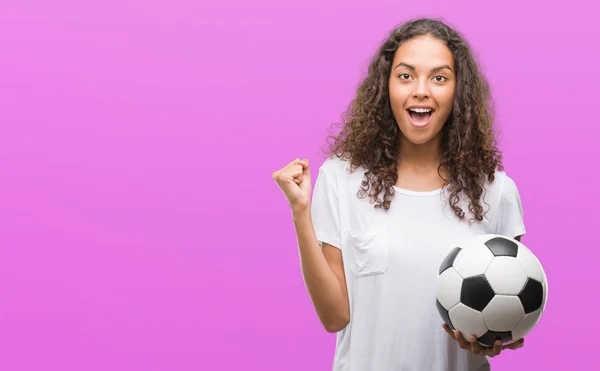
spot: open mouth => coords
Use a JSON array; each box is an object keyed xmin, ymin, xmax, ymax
[{"xmin": 407, "ymin": 107, "xmax": 434, "ymax": 127}]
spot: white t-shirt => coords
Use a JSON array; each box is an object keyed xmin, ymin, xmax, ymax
[{"xmin": 310, "ymin": 155, "xmax": 526, "ymax": 371}]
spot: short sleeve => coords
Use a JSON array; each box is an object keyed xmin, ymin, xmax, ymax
[
  {"xmin": 496, "ymin": 174, "xmax": 527, "ymax": 239},
  {"xmin": 310, "ymin": 164, "xmax": 342, "ymax": 249}
]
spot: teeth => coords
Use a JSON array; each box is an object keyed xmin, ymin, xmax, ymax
[{"xmin": 409, "ymin": 108, "xmax": 432, "ymax": 113}]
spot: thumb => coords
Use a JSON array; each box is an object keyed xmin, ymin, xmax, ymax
[{"xmin": 299, "ymin": 159, "xmax": 311, "ymax": 190}]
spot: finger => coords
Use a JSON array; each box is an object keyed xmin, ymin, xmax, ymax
[
  {"xmin": 442, "ymin": 325, "xmax": 462, "ymax": 346},
  {"xmin": 502, "ymin": 338, "xmax": 524, "ymax": 350},
  {"xmin": 454, "ymin": 331, "xmax": 470, "ymax": 349},
  {"xmin": 284, "ymin": 158, "xmax": 306, "ymax": 172},
  {"xmin": 442, "ymin": 325, "xmax": 461, "ymax": 343},
  {"xmin": 296, "ymin": 160, "xmax": 310, "ymax": 177},
  {"xmin": 442, "ymin": 324, "xmax": 454, "ymax": 337},
  {"xmin": 290, "ymin": 158, "xmax": 310, "ymax": 174},
  {"xmin": 451, "ymin": 330, "xmax": 462, "ymax": 343},
  {"xmin": 468, "ymin": 335, "xmax": 483, "ymax": 355},
  {"xmin": 487, "ymin": 339, "xmax": 502, "ymax": 357},
  {"xmin": 294, "ymin": 165, "xmax": 304, "ymax": 183},
  {"xmin": 502, "ymin": 340, "xmax": 519, "ymax": 350},
  {"xmin": 273, "ymin": 161, "xmax": 300, "ymax": 181},
  {"xmin": 297, "ymin": 159, "xmax": 309, "ymax": 168},
  {"xmin": 281, "ymin": 165, "xmax": 303, "ymax": 182},
  {"xmin": 275, "ymin": 159, "xmax": 300, "ymax": 174}
]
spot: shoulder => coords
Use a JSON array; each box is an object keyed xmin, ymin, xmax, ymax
[
  {"xmin": 483, "ymin": 170, "xmax": 520, "ymax": 198},
  {"xmin": 314, "ymin": 154, "xmax": 354, "ymax": 186},
  {"xmin": 501, "ymin": 172, "xmax": 520, "ymax": 196},
  {"xmin": 488, "ymin": 169, "xmax": 526, "ymax": 238},
  {"xmin": 313, "ymin": 154, "xmax": 367, "ymax": 202},
  {"xmin": 480, "ymin": 170, "xmax": 524, "ymax": 224},
  {"xmin": 491, "ymin": 170, "xmax": 521, "ymax": 202},
  {"xmin": 316, "ymin": 154, "xmax": 350, "ymax": 175}
]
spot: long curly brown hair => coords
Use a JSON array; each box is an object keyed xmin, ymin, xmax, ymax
[{"xmin": 325, "ymin": 18, "xmax": 504, "ymax": 221}]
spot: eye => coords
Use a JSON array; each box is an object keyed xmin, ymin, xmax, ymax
[
  {"xmin": 398, "ymin": 73, "xmax": 411, "ymax": 80},
  {"xmin": 433, "ymin": 75, "xmax": 448, "ymax": 82}
]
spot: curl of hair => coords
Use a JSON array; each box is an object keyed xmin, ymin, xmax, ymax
[{"xmin": 325, "ymin": 18, "xmax": 503, "ymax": 221}]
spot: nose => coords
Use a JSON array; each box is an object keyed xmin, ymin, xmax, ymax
[{"xmin": 413, "ymin": 79, "xmax": 430, "ymax": 99}]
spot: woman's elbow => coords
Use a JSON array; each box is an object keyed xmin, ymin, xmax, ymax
[{"xmin": 323, "ymin": 316, "xmax": 350, "ymax": 333}]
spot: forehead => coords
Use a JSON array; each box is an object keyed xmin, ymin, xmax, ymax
[{"xmin": 393, "ymin": 35, "xmax": 454, "ymax": 69}]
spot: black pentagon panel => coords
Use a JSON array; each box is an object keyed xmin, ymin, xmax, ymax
[
  {"xmin": 478, "ymin": 330, "xmax": 513, "ymax": 348},
  {"xmin": 436, "ymin": 300, "xmax": 455, "ymax": 330},
  {"xmin": 485, "ymin": 236, "xmax": 518, "ymax": 257},
  {"xmin": 519, "ymin": 278, "xmax": 544, "ymax": 313},
  {"xmin": 461, "ymin": 275, "xmax": 495, "ymax": 312},
  {"xmin": 439, "ymin": 247, "xmax": 462, "ymax": 274}
]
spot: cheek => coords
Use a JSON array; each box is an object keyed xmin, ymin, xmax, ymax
[
  {"xmin": 440, "ymin": 85, "xmax": 456, "ymax": 107},
  {"xmin": 389, "ymin": 84, "xmax": 410, "ymax": 110},
  {"xmin": 432, "ymin": 89, "xmax": 455, "ymax": 114}
]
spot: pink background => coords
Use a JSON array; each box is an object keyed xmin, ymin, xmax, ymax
[{"xmin": 1, "ymin": 0, "xmax": 598, "ymax": 370}]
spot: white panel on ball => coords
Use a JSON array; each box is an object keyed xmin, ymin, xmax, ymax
[
  {"xmin": 451, "ymin": 245, "xmax": 494, "ymax": 278},
  {"xmin": 485, "ymin": 257, "xmax": 528, "ymax": 295},
  {"xmin": 448, "ymin": 303, "xmax": 489, "ymax": 339},
  {"xmin": 436, "ymin": 267, "xmax": 463, "ymax": 310},
  {"xmin": 516, "ymin": 244, "xmax": 546, "ymax": 284},
  {"xmin": 481, "ymin": 295, "xmax": 525, "ymax": 331},
  {"xmin": 511, "ymin": 308, "xmax": 544, "ymax": 341}
]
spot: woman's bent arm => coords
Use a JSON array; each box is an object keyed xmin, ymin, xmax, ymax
[{"xmin": 293, "ymin": 208, "xmax": 350, "ymax": 333}]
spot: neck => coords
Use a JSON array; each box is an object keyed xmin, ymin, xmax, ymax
[{"xmin": 397, "ymin": 134, "xmax": 443, "ymax": 169}]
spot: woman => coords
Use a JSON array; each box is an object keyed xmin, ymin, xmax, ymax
[{"xmin": 272, "ymin": 18, "xmax": 526, "ymax": 371}]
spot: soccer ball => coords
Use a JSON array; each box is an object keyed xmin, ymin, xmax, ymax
[{"xmin": 435, "ymin": 234, "xmax": 548, "ymax": 347}]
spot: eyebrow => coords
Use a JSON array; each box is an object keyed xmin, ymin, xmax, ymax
[{"xmin": 394, "ymin": 62, "xmax": 453, "ymax": 72}]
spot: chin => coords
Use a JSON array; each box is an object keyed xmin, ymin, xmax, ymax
[
  {"xmin": 398, "ymin": 124, "xmax": 441, "ymax": 145},
  {"xmin": 404, "ymin": 135, "xmax": 436, "ymax": 145}
]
